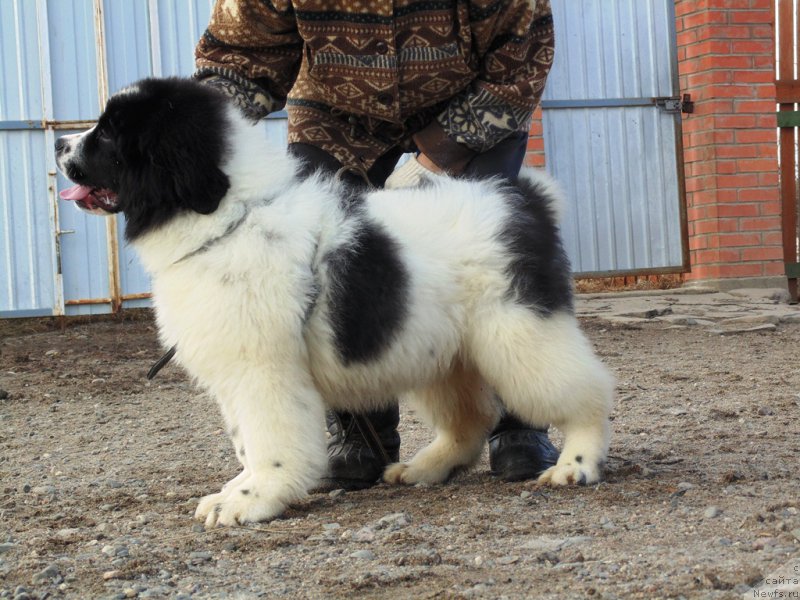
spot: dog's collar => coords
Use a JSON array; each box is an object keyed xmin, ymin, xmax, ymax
[{"xmin": 172, "ymin": 210, "xmax": 249, "ymax": 266}]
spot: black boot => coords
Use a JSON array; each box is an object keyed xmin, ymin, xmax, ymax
[
  {"xmin": 321, "ymin": 405, "xmax": 401, "ymax": 490},
  {"xmin": 489, "ymin": 413, "xmax": 559, "ymax": 481}
]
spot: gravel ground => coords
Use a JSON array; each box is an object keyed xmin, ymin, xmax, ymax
[{"xmin": 0, "ymin": 305, "xmax": 799, "ymax": 599}]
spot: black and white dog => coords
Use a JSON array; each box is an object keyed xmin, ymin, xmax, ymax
[{"xmin": 55, "ymin": 78, "xmax": 614, "ymax": 527}]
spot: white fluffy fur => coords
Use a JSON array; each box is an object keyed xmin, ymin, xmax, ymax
[{"xmin": 73, "ymin": 102, "xmax": 615, "ymax": 526}]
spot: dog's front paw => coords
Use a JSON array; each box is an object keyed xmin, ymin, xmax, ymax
[
  {"xmin": 536, "ymin": 460, "xmax": 602, "ymax": 487},
  {"xmin": 195, "ymin": 490, "xmax": 229, "ymax": 522},
  {"xmin": 196, "ymin": 480, "xmax": 286, "ymax": 528}
]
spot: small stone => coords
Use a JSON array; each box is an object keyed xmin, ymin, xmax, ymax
[
  {"xmin": 497, "ymin": 555, "xmax": 519, "ymax": 565},
  {"xmin": 56, "ymin": 528, "xmax": 80, "ymax": 538},
  {"xmin": 101, "ymin": 545, "xmax": 117, "ymax": 557},
  {"xmin": 353, "ymin": 526, "xmax": 376, "ymax": 542},
  {"xmin": 189, "ymin": 551, "xmax": 212, "ymax": 562},
  {"xmin": 519, "ymin": 491, "xmax": 532, "ymax": 499},
  {"xmin": 0, "ymin": 390, "xmax": 9, "ymax": 400},
  {"xmin": 31, "ymin": 485, "xmax": 56, "ymax": 496},
  {"xmin": 677, "ymin": 482, "xmax": 696, "ymax": 491},
  {"xmin": 21, "ymin": 484, "xmax": 31, "ymax": 493},
  {"xmin": 349, "ymin": 549, "xmax": 376, "ymax": 560},
  {"xmin": 123, "ymin": 588, "xmax": 137, "ymax": 598},
  {"xmin": 31, "ymin": 563, "xmax": 60, "ymax": 584},
  {"xmin": 0, "ymin": 543, "xmax": 18, "ymax": 555},
  {"xmin": 328, "ymin": 489, "xmax": 345, "ymax": 498},
  {"xmin": 190, "ymin": 524, "xmax": 204, "ymax": 533},
  {"xmin": 704, "ymin": 506, "xmax": 722, "ymax": 519},
  {"xmin": 757, "ymin": 406, "xmax": 775, "ymax": 416},
  {"xmin": 106, "ymin": 480, "xmax": 123, "ymax": 489},
  {"xmin": 752, "ymin": 537, "xmax": 777, "ymax": 550},
  {"xmin": 791, "ymin": 529, "xmax": 800, "ymax": 542},
  {"xmin": 474, "ymin": 555, "xmax": 483, "ymax": 566},
  {"xmin": 322, "ymin": 523, "xmax": 341, "ymax": 531},
  {"xmin": 377, "ymin": 512, "xmax": 411, "ymax": 530}
]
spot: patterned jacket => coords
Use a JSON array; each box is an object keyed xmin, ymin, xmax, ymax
[{"xmin": 195, "ymin": 0, "xmax": 554, "ymax": 173}]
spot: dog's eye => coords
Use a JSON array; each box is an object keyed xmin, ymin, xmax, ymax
[{"xmin": 96, "ymin": 127, "xmax": 111, "ymax": 142}]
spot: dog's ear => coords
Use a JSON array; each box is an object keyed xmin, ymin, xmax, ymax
[{"xmin": 171, "ymin": 156, "xmax": 230, "ymax": 215}]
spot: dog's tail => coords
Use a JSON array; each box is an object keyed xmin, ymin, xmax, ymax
[{"xmin": 517, "ymin": 167, "xmax": 566, "ymax": 224}]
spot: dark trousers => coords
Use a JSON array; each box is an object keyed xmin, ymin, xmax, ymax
[{"xmin": 289, "ymin": 133, "xmax": 535, "ymax": 435}]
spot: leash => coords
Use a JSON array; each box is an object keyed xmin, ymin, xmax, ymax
[{"xmin": 147, "ymin": 345, "xmax": 177, "ymax": 380}]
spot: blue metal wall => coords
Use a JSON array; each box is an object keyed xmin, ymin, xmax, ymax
[
  {"xmin": 2, "ymin": 0, "xmax": 683, "ymax": 317},
  {"xmin": 1, "ymin": 0, "xmax": 294, "ymax": 318},
  {"xmin": 1, "ymin": 0, "xmax": 220, "ymax": 317},
  {"xmin": 542, "ymin": 0, "xmax": 686, "ymax": 276}
]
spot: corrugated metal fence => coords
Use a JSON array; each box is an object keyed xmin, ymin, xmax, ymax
[
  {"xmin": 1, "ymin": 0, "xmax": 686, "ymax": 318},
  {"xmin": 542, "ymin": 0, "xmax": 688, "ymax": 277},
  {"xmin": 0, "ymin": 0, "xmax": 287, "ymax": 317}
]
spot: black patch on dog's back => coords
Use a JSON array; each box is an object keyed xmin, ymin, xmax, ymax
[
  {"xmin": 325, "ymin": 219, "xmax": 408, "ymax": 365},
  {"xmin": 500, "ymin": 179, "xmax": 573, "ymax": 314}
]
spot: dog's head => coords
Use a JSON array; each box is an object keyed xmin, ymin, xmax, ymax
[{"xmin": 55, "ymin": 77, "xmax": 231, "ymax": 239}]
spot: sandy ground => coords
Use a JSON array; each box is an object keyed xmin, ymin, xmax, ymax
[{"xmin": 0, "ymin": 298, "xmax": 799, "ymax": 599}]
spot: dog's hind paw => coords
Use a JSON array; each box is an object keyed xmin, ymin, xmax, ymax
[
  {"xmin": 536, "ymin": 461, "xmax": 602, "ymax": 487},
  {"xmin": 383, "ymin": 461, "xmax": 451, "ymax": 485}
]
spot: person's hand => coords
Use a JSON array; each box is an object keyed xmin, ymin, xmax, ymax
[
  {"xmin": 384, "ymin": 154, "xmax": 444, "ymax": 189},
  {"xmin": 197, "ymin": 73, "xmax": 275, "ymax": 121}
]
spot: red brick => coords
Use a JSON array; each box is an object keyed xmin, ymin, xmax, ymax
[
  {"xmin": 741, "ymin": 246, "xmax": 784, "ymax": 261},
  {"xmin": 732, "ymin": 70, "xmax": 778, "ymax": 84},
  {"xmin": 737, "ymin": 158, "xmax": 779, "ymax": 173},
  {"xmin": 734, "ymin": 100, "xmax": 779, "ymax": 113},
  {"xmin": 698, "ymin": 24, "xmax": 753, "ymax": 39},
  {"xmin": 735, "ymin": 130, "xmax": 777, "ymax": 143},
  {"xmin": 739, "ymin": 188, "xmax": 779, "ymax": 202},
  {"xmin": 717, "ymin": 174, "xmax": 760, "ymax": 188},
  {"xmin": 715, "ymin": 144, "xmax": 760, "ymax": 159},
  {"xmin": 731, "ymin": 40, "xmax": 773, "ymax": 54},
  {"xmin": 715, "ymin": 115, "xmax": 757, "ymax": 128},
  {"xmin": 718, "ymin": 263, "xmax": 768, "ymax": 277},
  {"xmin": 758, "ymin": 172, "xmax": 780, "ymax": 186},
  {"xmin": 695, "ymin": 218, "xmax": 740, "ymax": 234},
  {"xmin": 763, "ymin": 262, "xmax": 785, "ymax": 276},
  {"xmin": 740, "ymin": 217, "xmax": 782, "ymax": 231},
  {"xmin": 758, "ymin": 201, "xmax": 781, "ymax": 215},
  {"xmin": 716, "ymin": 203, "xmax": 760, "ymax": 217},
  {"xmin": 706, "ymin": 0, "xmax": 754, "ymax": 8},
  {"xmin": 718, "ymin": 233, "xmax": 762, "ymax": 247},
  {"xmin": 729, "ymin": 11, "xmax": 774, "ymax": 24}
]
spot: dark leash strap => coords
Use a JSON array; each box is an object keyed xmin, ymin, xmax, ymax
[
  {"xmin": 353, "ymin": 414, "xmax": 392, "ymax": 466},
  {"xmin": 147, "ymin": 345, "xmax": 177, "ymax": 380}
]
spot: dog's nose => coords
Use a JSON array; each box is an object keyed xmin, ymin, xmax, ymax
[{"xmin": 55, "ymin": 137, "xmax": 69, "ymax": 154}]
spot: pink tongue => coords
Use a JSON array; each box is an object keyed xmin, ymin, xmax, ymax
[{"xmin": 60, "ymin": 184, "xmax": 93, "ymax": 201}]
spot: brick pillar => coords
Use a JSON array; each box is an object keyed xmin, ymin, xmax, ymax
[
  {"xmin": 676, "ymin": 0, "xmax": 782, "ymax": 286},
  {"xmin": 525, "ymin": 106, "xmax": 546, "ymax": 168}
]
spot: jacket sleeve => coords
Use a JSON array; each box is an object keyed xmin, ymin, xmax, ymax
[
  {"xmin": 194, "ymin": 0, "xmax": 303, "ymax": 118},
  {"xmin": 414, "ymin": 0, "xmax": 554, "ymax": 173}
]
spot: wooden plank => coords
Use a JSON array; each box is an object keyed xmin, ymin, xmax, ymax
[
  {"xmin": 779, "ymin": 0, "xmax": 793, "ymax": 79},
  {"xmin": 776, "ymin": 80, "xmax": 800, "ymax": 103},
  {"xmin": 779, "ymin": 0, "xmax": 798, "ymax": 301}
]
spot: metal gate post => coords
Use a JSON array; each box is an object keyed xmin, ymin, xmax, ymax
[{"xmin": 93, "ymin": 0, "xmax": 123, "ymax": 313}]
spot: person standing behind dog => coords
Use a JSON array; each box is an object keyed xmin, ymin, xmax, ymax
[{"xmin": 194, "ymin": 0, "xmax": 558, "ymax": 490}]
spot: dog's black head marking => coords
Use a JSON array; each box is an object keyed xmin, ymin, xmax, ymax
[{"xmin": 57, "ymin": 77, "xmax": 232, "ymax": 240}]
